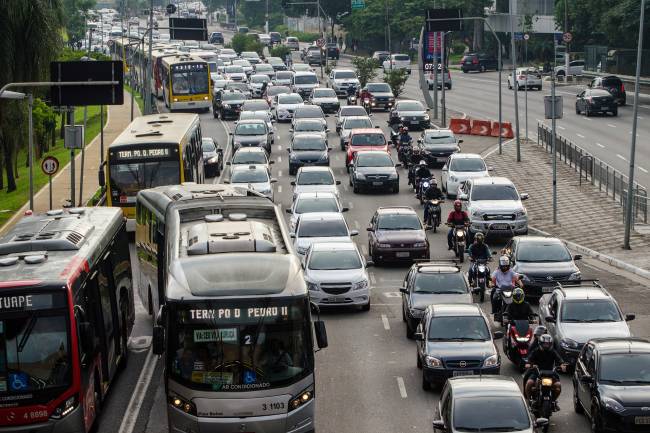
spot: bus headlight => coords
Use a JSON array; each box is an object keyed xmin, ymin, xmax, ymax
[
  {"xmin": 173, "ymin": 98, "xmax": 178, "ymax": 102},
  {"xmin": 289, "ymin": 388, "xmax": 314, "ymax": 412},
  {"xmin": 50, "ymin": 395, "xmax": 77, "ymax": 419},
  {"xmin": 169, "ymin": 393, "xmax": 197, "ymax": 416}
]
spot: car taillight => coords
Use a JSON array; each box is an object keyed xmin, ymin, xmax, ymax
[
  {"xmin": 518, "ymin": 75, "xmax": 525, "ymax": 80},
  {"xmin": 621, "ymin": 83, "xmax": 625, "ymax": 92},
  {"xmin": 472, "ymin": 58, "xmax": 478, "ymax": 64}
]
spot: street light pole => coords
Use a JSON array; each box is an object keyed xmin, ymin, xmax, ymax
[
  {"xmin": 509, "ymin": 0, "xmax": 521, "ymax": 161},
  {"xmin": 145, "ymin": 0, "xmax": 154, "ymax": 115},
  {"xmin": 27, "ymin": 94, "xmax": 34, "ymax": 211},
  {"xmin": 623, "ymin": 0, "xmax": 646, "ymax": 249},
  {"xmin": 564, "ymin": 0, "xmax": 569, "ymax": 79}
]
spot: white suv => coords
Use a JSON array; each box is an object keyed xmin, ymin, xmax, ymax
[
  {"xmin": 382, "ymin": 54, "xmax": 411, "ymax": 74},
  {"xmin": 458, "ymin": 177, "xmax": 529, "ymax": 238},
  {"xmin": 441, "ymin": 153, "xmax": 491, "ymax": 198},
  {"xmin": 328, "ymin": 69, "xmax": 360, "ymax": 96}
]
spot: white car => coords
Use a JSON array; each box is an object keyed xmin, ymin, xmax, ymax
[
  {"xmin": 338, "ymin": 115, "xmax": 374, "ymax": 150},
  {"xmin": 458, "ymin": 177, "xmax": 529, "ymax": 238},
  {"xmin": 257, "ymin": 33, "xmax": 272, "ymax": 46},
  {"xmin": 228, "ymin": 147, "xmax": 273, "ymax": 171},
  {"xmin": 227, "ymin": 164, "xmax": 277, "ymax": 200},
  {"xmin": 240, "ymin": 51, "xmax": 261, "ymax": 64},
  {"xmin": 274, "ymin": 93, "xmax": 304, "ymax": 121},
  {"xmin": 335, "ymin": 105, "xmax": 370, "ymax": 134},
  {"xmin": 223, "ymin": 65, "xmax": 247, "ymax": 82},
  {"xmin": 232, "ymin": 59, "xmax": 254, "ymax": 76},
  {"xmin": 273, "ymin": 70, "xmax": 295, "ymax": 86},
  {"xmin": 508, "ymin": 68, "xmax": 543, "ymax": 90},
  {"xmin": 291, "ymin": 166, "xmax": 341, "ymax": 200},
  {"xmin": 291, "ymin": 212, "xmax": 358, "ymax": 258},
  {"xmin": 291, "ymin": 71, "xmax": 320, "ymax": 98},
  {"xmin": 382, "ymin": 54, "xmax": 411, "ymax": 74},
  {"xmin": 555, "ymin": 60, "xmax": 584, "ymax": 77},
  {"xmin": 309, "ymin": 88, "xmax": 340, "ymax": 113},
  {"xmin": 238, "ymin": 110, "xmax": 275, "ymax": 140},
  {"xmin": 218, "ymin": 48, "xmax": 238, "ymax": 63},
  {"xmin": 287, "ymin": 191, "xmax": 347, "ymax": 231},
  {"xmin": 253, "ymin": 63, "xmax": 275, "ymax": 79},
  {"xmin": 441, "ymin": 153, "xmax": 491, "ymax": 198},
  {"xmin": 291, "ymin": 63, "xmax": 314, "ymax": 73},
  {"xmin": 285, "ymin": 36, "xmax": 300, "ymax": 51},
  {"xmin": 328, "ymin": 69, "xmax": 360, "ymax": 96},
  {"xmin": 248, "ymin": 74, "xmax": 271, "ymax": 97},
  {"xmin": 303, "ymin": 242, "xmax": 371, "ymax": 310}
]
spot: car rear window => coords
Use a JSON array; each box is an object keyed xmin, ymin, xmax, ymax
[
  {"xmin": 295, "ymin": 197, "xmax": 339, "ymax": 214},
  {"xmin": 351, "ymin": 133, "xmax": 386, "ymax": 146},
  {"xmin": 298, "ymin": 219, "xmax": 348, "ymax": 237},
  {"xmin": 394, "ymin": 55, "xmax": 409, "ymax": 61},
  {"xmin": 453, "ymin": 396, "xmax": 530, "ymax": 431},
  {"xmin": 602, "ymin": 77, "xmax": 622, "ymax": 86},
  {"xmin": 414, "ymin": 273, "xmax": 467, "ymax": 294}
]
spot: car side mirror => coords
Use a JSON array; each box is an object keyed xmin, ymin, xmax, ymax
[
  {"xmin": 432, "ymin": 419, "xmax": 447, "ymax": 431},
  {"xmin": 366, "ymin": 227, "xmax": 374, "ymax": 232},
  {"xmin": 458, "ymin": 139, "xmax": 464, "ymax": 143},
  {"xmin": 229, "ymin": 132, "xmax": 233, "ymax": 135},
  {"xmin": 458, "ymin": 193, "xmax": 468, "ymax": 201},
  {"xmin": 326, "ymin": 128, "xmax": 330, "ymax": 133},
  {"xmin": 374, "ymin": 125, "xmax": 380, "ymax": 128},
  {"xmin": 286, "ymin": 147, "xmax": 291, "ymax": 152},
  {"xmin": 535, "ymin": 418, "xmax": 549, "ymax": 428},
  {"xmin": 314, "ymin": 320, "xmax": 328, "ymax": 349},
  {"xmin": 269, "ymin": 160, "xmax": 275, "ymax": 164},
  {"xmin": 580, "ymin": 374, "xmax": 593, "ymax": 384},
  {"xmin": 226, "ymin": 161, "xmax": 231, "ymax": 165},
  {"xmin": 270, "ymin": 178, "xmax": 278, "ymax": 183},
  {"xmin": 626, "ymin": 313, "xmax": 636, "ymax": 321},
  {"xmin": 286, "ymin": 208, "xmax": 293, "ymax": 214},
  {"xmin": 289, "ymin": 232, "xmax": 296, "ymax": 238},
  {"xmin": 350, "ymin": 230, "xmax": 359, "ymax": 237},
  {"xmin": 152, "ymin": 325, "xmax": 165, "ymax": 355},
  {"xmin": 545, "ymin": 316, "xmax": 556, "ymax": 323},
  {"xmin": 98, "ymin": 166, "xmax": 105, "ymax": 187},
  {"xmin": 488, "ymin": 166, "xmax": 494, "ymax": 171},
  {"xmin": 493, "ymin": 331, "xmax": 504, "ymax": 340},
  {"xmin": 399, "ymin": 288, "xmax": 408, "ymax": 294},
  {"xmin": 520, "ymin": 193, "xmax": 529, "ymax": 200},
  {"xmin": 341, "ymin": 207, "xmax": 349, "ymax": 212},
  {"xmin": 290, "ymin": 181, "xmax": 296, "ymax": 186},
  {"xmin": 365, "ymin": 260, "xmax": 374, "ymax": 267},
  {"xmin": 417, "ymin": 138, "xmax": 423, "ymax": 143},
  {"xmin": 327, "ymin": 147, "xmax": 332, "ymax": 151},
  {"xmin": 414, "ymin": 332, "xmax": 424, "ymax": 341},
  {"xmin": 336, "ymin": 180, "xmax": 341, "ymax": 185},
  {"xmin": 395, "ymin": 163, "xmax": 402, "ymax": 168},
  {"xmin": 223, "ymin": 180, "xmax": 231, "ymax": 184},
  {"xmin": 289, "ymin": 129, "xmax": 294, "ymax": 132}
]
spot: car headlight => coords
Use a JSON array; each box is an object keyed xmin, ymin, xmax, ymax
[
  {"xmin": 50, "ymin": 395, "xmax": 77, "ymax": 419},
  {"xmin": 208, "ymin": 156, "xmax": 219, "ymax": 164},
  {"xmin": 602, "ymin": 396, "xmax": 625, "ymax": 413},
  {"xmin": 223, "ymin": 104, "xmax": 231, "ymax": 108},
  {"xmin": 389, "ymin": 172, "xmax": 398, "ymax": 179},
  {"xmin": 425, "ymin": 355, "xmax": 442, "ymax": 368},
  {"xmin": 352, "ymin": 279, "xmax": 369, "ymax": 290},
  {"xmin": 483, "ymin": 354, "xmax": 499, "ymax": 367},
  {"xmin": 569, "ymin": 271, "xmax": 581, "ymax": 281},
  {"xmin": 413, "ymin": 242, "xmax": 427, "ymax": 248},
  {"xmin": 400, "ymin": 116, "xmax": 406, "ymax": 121},
  {"xmin": 355, "ymin": 172, "xmax": 366, "ymax": 180},
  {"xmin": 560, "ymin": 338, "xmax": 579, "ymax": 350},
  {"xmin": 306, "ymin": 281, "xmax": 319, "ymax": 291},
  {"xmin": 378, "ymin": 243, "xmax": 391, "ymax": 248},
  {"xmin": 515, "ymin": 209, "xmax": 528, "ymax": 218},
  {"xmin": 472, "ymin": 211, "xmax": 483, "ymax": 218}
]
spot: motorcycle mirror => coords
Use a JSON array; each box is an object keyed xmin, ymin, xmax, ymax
[
  {"xmin": 413, "ymin": 332, "xmax": 424, "ymax": 341},
  {"xmin": 573, "ymin": 254, "xmax": 582, "ymax": 260},
  {"xmin": 399, "ymin": 288, "xmax": 407, "ymax": 294},
  {"xmin": 535, "ymin": 418, "xmax": 549, "ymax": 428},
  {"xmin": 579, "ymin": 374, "xmax": 593, "ymax": 384},
  {"xmin": 545, "ymin": 316, "xmax": 556, "ymax": 323},
  {"xmin": 625, "ymin": 313, "xmax": 636, "ymax": 321},
  {"xmin": 493, "ymin": 331, "xmax": 504, "ymax": 340}
]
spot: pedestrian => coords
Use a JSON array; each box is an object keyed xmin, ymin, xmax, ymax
[{"xmin": 337, "ymin": 35, "xmax": 343, "ymax": 50}]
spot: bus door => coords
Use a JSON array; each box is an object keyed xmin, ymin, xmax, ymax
[{"xmin": 95, "ymin": 253, "xmax": 121, "ymax": 385}]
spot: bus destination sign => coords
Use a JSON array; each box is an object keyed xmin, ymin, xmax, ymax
[
  {"xmin": 111, "ymin": 147, "xmax": 174, "ymax": 161},
  {"xmin": 189, "ymin": 306, "xmax": 289, "ymax": 321},
  {"xmin": 171, "ymin": 63, "xmax": 207, "ymax": 72},
  {"xmin": 0, "ymin": 292, "xmax": 66, "ymax": 312}
]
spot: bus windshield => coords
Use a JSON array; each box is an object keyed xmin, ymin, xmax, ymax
[
  {"xmin": 0, "ymin": 292, "xmax": 71, "ymax": 404},
  {"xmin": 171, "ymin": 64, "xmax": 209, "ymax": 95},
  {"xmin": 168, "ymin": 298, "xmax": 313, "ymax": 392}
]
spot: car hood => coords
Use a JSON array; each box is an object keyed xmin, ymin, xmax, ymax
[
  {"xmin": 410, "ymin": 292, "xmax": 472, "ymax": 310},
  {"xmin": 290, "ymin": 150, "xmax": 328, "ymax": 161},
  {"xmin": 356, "ymin": 166, "xmax": 397, "ymax": 176},
  {"xmin": 470, "ymin": 200, "xmax": 524, "ymax": 212},
  {"xmin": 558, "ymin": 322, "xmax": 631, "ymax": 344},
  {"xmin": 425, "ymin": 340, "xmax": 497, "ymax": 360},
  {"xmin": 293, "ymin": 185, "xmax": 338, "ymax": 196},
  {"xmin": 295, "ymin": 236, "xmax": 351, "ymax": 252},
  {"xmin": 274, "ymin": 79, "xmax": 292, "ymax": 84},
  {"xmin": 370, "ymin": 91, "xmax": 394, "ymax": 98},
  {"xmin": 449, "ymin": 171, "xmax": 489, "ymax": 180},
  {"xmin": 313, "ymin": 97, "xmax": 339, "ymax": 104},
  {"xmin": 600, "ymin": 384, "xmax": 650, "ymax": 407},
  {"xmin": 514, "ymin": 261, "xmax": 578, "ymax": 276},
  {"xmin": 203, "ymin": 151, "xmax": 218, "ymax": 159},
  {"xmin": 233, "ymin": 135, "xmax": 267, "ymax": 144},
  {"xmin": 375, "ymin": 229, "xmax": 426, "ymax": 243},
  {"xmin": 398, "ymin": 110, "xmax": 427, "ymax": 117},
  {"xmin": 278, "ymin": 103, "xmax": 304, "ymax": 110},
  {"xmin": 306, "ymin": 268, "xmax": 366, "ymax": 284}
]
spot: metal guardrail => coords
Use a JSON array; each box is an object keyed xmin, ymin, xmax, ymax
[{"xmin": 537, "ymin": 122, "xmax": 648, "ymax": 224}]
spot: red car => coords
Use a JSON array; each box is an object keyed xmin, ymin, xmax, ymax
[{"xmin": 346, "ymin": 128, "xmax": 388, "ymax": 168}]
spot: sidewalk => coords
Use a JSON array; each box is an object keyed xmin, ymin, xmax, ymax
[
  {"xmin": 485, "ymin": 139, "xmax": 650, "ymax": 274},
  {"xmin": 0, "ymin": 91, "xmax": 140, "ymax": 236}
]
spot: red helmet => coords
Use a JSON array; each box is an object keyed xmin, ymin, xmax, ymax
[{"xmin": 454, "ymin": 199, "xmax": 462, "ymax": 209}]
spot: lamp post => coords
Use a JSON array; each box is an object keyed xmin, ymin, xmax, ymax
[{"xmin": 509, "ymin": 0, "xmax": 521, "ymax": 161}]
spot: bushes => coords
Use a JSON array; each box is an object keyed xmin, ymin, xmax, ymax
[
  {"xmin": 383, "ymin": 69, "xmax": 409, "ymax": 97},
  {"xmin": 231, "ymin": 33, "xmax": 265, "ymax": 56},
  {"xmin": 351, "ymin": 57, "xmax": 378, "ymax": 87},
  {"xmin": 272, "ymin": 25, "xmax": 319, "ymax": 43},
  {"xmin": 270, "ymin": 45, "xmax": 291, "ymax": 59}
]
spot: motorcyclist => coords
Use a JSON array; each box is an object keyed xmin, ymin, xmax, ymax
[
  {"xmin": 422, "ymin": 179, "xmax": 444, "ymax": 226},
  {"xmin": 490, "ymin": 255, "xmax": 521, "ymax": 314},
  {"xmin": 524, "ymin": 334, "xmax": 567, "ymax": 404},
  {"xmin": 446, "ymin": 200, "xmax": 470, "ymax": 251},
  {"xmin": 467, "ymin": 232, "xmax": 491, "ymax": 286},
  {"xmin": 359, "ymin": 87, "xmax": 372, "ymax": 104},
  {"xmin": 346, "ymin": 85, "xmax": 357, "ymax": 102},
  {"xmin": 504, "ymin": 288, "xmax": 534, "ymax": 322},
  {"xmin": 398, "ymin": 126, "xmax": 412, "ymax": 149},
  {"xmin": 522, "ymin": 325, "xmax": 548, "ymax": 387},
  {"xmin": 414, "ymin": 159, "xmax": 431, "ymax": 182}
]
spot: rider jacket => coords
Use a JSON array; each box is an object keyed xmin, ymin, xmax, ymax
[
  {"xmin": 447, "ymin": 210, "xmax": 469, "ymax": 225},
  {"xmin": 360, "ymin": 90, "xmax": 371, "ymax": 100},
  {"xmin": 424, "ymin": 186, "xmax": 444, "ymax": 200},
  {"xmin": 505, "ymin": 302, "xmax": 534, "ymax": 321},
  {"xmin": 468, "ymin": 243, "xmax": 491, "ymax": 260},
  {"xmin": 415, "ymin": 166, "xmax": 431, "ymax": 179},
  {"xmin": 347, "ymin": 86, "xmax": 356, "ymax": 97},
  {"xmin": 399, "ymin": 133, "xmax": 412, "ymax": 145},
  {"xmin": 528, "ymin": 347, "xmax": 563, "ymax": 371}
]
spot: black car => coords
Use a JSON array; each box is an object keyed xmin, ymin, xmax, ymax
[
  {"xmin": 576, "ymin": 89, "xmax": 618, "ymax": 116},
  {"xmin": 573, "ymin": 337, "xmax": 650, "ymax": 433},
  {"xmin": 389, "ymin": 100, "xmax": 431, "ymax": 130},
  {"xmin": 400, "ymin": 261, "xmax": 472, "ymax": 339},
  {"xmin": 589, "ymin": 75, "xmax": 627, "ymax": 106},
  {"xmin": 349, "ymin": 151, "xmax": 400, "ymax": 194},
  {"xmin": 415, "ymin": 304, "xmax": 502, "ymax": 389},
  {"xmin": 209, "ymin": 31, "xmax": 224, "ymax": 44},
  {"xmin": 503, "ymin": 236, "xmax": 582, "ymax": 299},
  {"xmin": 326, "ymin": 42, "xmax": 340, "ymax": 59},
  {"xmin": 416, "ymin": 129, "xmax": 461, "ymax": 166},
  {"xmin": 287, "ymin": 133, "xmax": 330, "ymax": 175},
  {"xmin": 213, "ymin": 90, "xmax": 248, "ymax": 120},
  {"xmin": 364, "ymin": 82, "xmax": 395, "ymax": 111},
  {"xmin": 201, "ymin": 137, "xmax": 223, "ymax": 177},
  {"xmin": 269, "ymin": 31, "xmax": 282, "ymax": 45},
  {"xmin": 461, "ymin": 52, "xmax": 499, "ymax": 73}
]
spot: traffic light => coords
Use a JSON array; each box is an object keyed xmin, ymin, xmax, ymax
[{"xmin": 281, "ymin": 0, "xmax": 288, "ymax": 8}]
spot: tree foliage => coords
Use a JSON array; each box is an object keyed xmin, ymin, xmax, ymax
[
  {"xmin": 270, "ymin": 45, "xmax": 291, "ymax": 59},
  {"xmin": 352, "ymin": 57, "xmax": 378, "ymax": 87},
  {"xmin": 63, "ymin": 0, "xmax": 95, "ymax": 46},
  {"xmin": 383, "ymin": 68, "xmax": 408, "ymax": 97},
  {"xmin": 231, "ymin": 33, "xmax": 265, "ymax": 55}
]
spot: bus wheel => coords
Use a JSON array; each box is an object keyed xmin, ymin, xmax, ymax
[{"xmin": 120, "ymin": 302, "xmax": 129, "ymax": 369}]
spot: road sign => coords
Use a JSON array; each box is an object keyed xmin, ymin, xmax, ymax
[
  {"xmin": 169, "ymin": 17, "xmax": 208, "ymax": 41},
  {"xmin": 562, "ymin": 32, "xmax": 572, "ymax": 43},
  {"xmin": 50, "ymin": 61, "xmax": 124, "ymax": 106},
  {"xmin": 166, "ymin": 3, "xmax": 177, "ymax": 14},
  {"xmin": 425, "ymin": 9, "xmax": 462, "ymax": 32},
  {"xmin": 523, "ymin": 33, "xmax": 530, "ymax": 41},
  {"xmin": 41, "ymin": 156, "xmax": 59, "ymax": 176},
  {"xmin": 514, "ymin": 32, "xmax": 524, "ymax": 41},
  {"xmin": 351, "ymin": 0, "xmax": 365, "ymax": 10},
  {"xmin": 316, "ymin": 38, "xmax": 326, "ymax": 48},
  {"xmin": 64, "ymin": 125, "xmax": 84, "ymax": 149}
]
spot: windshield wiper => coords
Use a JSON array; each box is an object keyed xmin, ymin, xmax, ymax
[{"xmin": 18, "ymin": 312, "xmax": 38, "ymax": 353}]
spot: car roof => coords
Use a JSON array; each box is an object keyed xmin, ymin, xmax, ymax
[
  {"xmin": 470, "ymin": 176, "xmax": 514, "ymax": 186},
  {"xmin": 292, "ymin": 133, "xmax": 326, "ymax": 141},
  {"xmin": 234, "ymin": 146, "xmax": 266, "ymax": 153},
  {"xmin": 590, "ymin": 338, "xmax": 650, "ymax": 355},
  {"xmin": 448, "ymin": 376, "xmax": 522, "ymax": 397},
  {"xmin": 294, "ymin": 71, "xmax": 317, "ymax": 76},
  {"xmin": 557, "ymin": 287, "xmax": 612, "ymax": 300},
  {"xmin": 350, "ymin": 128, "xmax": 383, "ymax": 134},
  {"xmin": 430, "ymin": 303, "xmax": 482, "ymax": 317},
  {"xmin": 231, "ymin": 164, "xmax": 268, "ymax": 173},
  {"xmin": 298, "ymin": 166, "xmax": 332, "ymax": 172},
  {"xmin": 299, "ymin": 212, "xmax": 345, "ymax": 222},
  {"xmin": 376, "ymin": 206, "xmax": 416, "ymax": 215},
  {"xmin": 515, "ymin": 236, "xmax": 563, "ymax": 245},
  {"xmin": 295, "ymin": 192, "xmax": 337, "ymax": 200},
  {"xmin": 423, "ymin": 128, "xmax": 455, "ymax": 137},
  {"xmin": 310, "ymin": 241, "xmax": 358, "ymax": 252},
  {"xmin": 235, "ymin": 119, "xmax": 266, "ymax": 125},
  {"xmin": 450, "ymin": 153, "xmax": 482, "ymax": 159}
]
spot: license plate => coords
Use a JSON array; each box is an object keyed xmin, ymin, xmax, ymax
[
  {"xmin": 410, "ymin": 121, "xmax": 419, "ymax": 125},
  {"xmin": 188, "ymin": 102, "xmax": 195, "ymax": 106},
  {"xmin": 330, "ymin": 297, "xmax": 346, "ymax": 303},
  {"xmin": 372, "ymin": 181, "xmax": 384, "ymax": 186},
  {"xmin": 396, "ymin": 252, "xmax": 410, "ymax": 258},
  {"xmin": 635, "ymin": 417, "xmax": 650, "ymax": 425},
  {"xmin": 453, "ymin": 370, "xmax": 474, "ymax": 377},
  {"xmin": 542, "ymin": 286, "xmax": 554, "ymax": 293},
  {"xmin": 601, "ymin": 106, "xmax": 609, "ymax": 110},
  {"xmin": 491, "ymin": 223, "xmax": 510, "ymax": 229}
]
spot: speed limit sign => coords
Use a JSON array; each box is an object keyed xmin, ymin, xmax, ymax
[
  {"xmin": 41, "ymin": 156, "xmax": 59, "ymax": 176},
  {"xmin": 316, "ymin": 38, "xmax": 326, "ymax": 48},
  {"xmin": 523, "ymin": 33, "xmax": 530, "ymax": 41}
]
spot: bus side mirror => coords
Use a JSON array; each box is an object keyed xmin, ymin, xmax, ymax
[
  {"xmin": 152, "ymin": 325, "xmax": 165, "ymax": 355},
  {"xmin": 98, "ymin": 166, "xmax": 105, "ymax": 187},
  {"xmin": 79, "ymin": 322, "xmax": 95, "ymax": 353},
  {"xmin": 314, "ymin": 320, "xmax": 328, "ymax": 349}
]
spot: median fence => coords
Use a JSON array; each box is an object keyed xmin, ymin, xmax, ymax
[{"xmin": 537, "ymin": 122, "xmax": 648, "ymax": 224}]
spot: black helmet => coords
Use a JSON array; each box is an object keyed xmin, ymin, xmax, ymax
[
  {"xmin": 533, "ymin": 325, "xmax": 547, "ymax": 338},
  {"xmin": 539, "ymin": 334, "xmax": 553, "ymax": 351}
]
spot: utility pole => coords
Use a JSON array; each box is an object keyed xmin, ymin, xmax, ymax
[
  {"xmin": 509, "ymin": 0, "xmax": 521, "ymax": 161},
  {"xmin": 552, "ymin": 38, "xmax": 558, "ymax": 225},
  {"xmin": 564, "ymin": 0, "xmax": 569, "ymax": 80},
  {"xmin": 441, "ymin": 32, "xmax": 447, "ymax": 127},
  {"xmin": 433, "ymin": 32, "xmax": 438, "ymax": 120},
  {"xmin": 145, "ymin": 0, "xmax": 154, "ymax": 114},
  {"xmin": 624, "ymin": 0, "xmax": 646, "ymax": 249}
]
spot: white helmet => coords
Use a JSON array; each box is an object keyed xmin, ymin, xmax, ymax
[
  {"xmin": 499, "ymin": 255, "xmax": 510, "ymax": 267},
  {"xmin": 419, "ymin": 160, "xmax": 427, "ymax": 166}
]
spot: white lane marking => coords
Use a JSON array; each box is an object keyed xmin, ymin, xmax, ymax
[
  {"xmin": 596, "ymin": 142, "xmax": 605, "ymax": 148},
  {"xmin": 638, "ymin": 116, "xmax": 644, "ymax": 120},
  {"xmin": 278, "ymin": 185, "xmax": 283, "ymax": 193},
  {"xmin": 576, "ymin": 133, "xmax": 585, "ymax": 138},
  {"xmin": 343, "ymin": 184, "xmax": 349, "ymax": 191},
  {"xmin": 607, "ymin": 123, "xmax": 617, "ymax": 128},
  {"xmin": 617, "ymin": 154, "xmax": 627, "ymax": 161},
  {"xmin": 277, "ymin": 156, "xmax": 282, "ymax": 163},
  {"xmin": 276, "ymin": 144, "xmax": 282, "ymax": 151},
  {"xmin": 582, "ymin": 117, "xmax": 592, "ymax": 121},
  {"xmin": 117, "ymin": 349, "xmax": 156, "ymax": 433},
  {"xmin": 361, "ymin": 245, "xmax": 368, "ymax": 255},
  {"xmin": 216, "ymin": 119, "xmax": 232, "ymax": 183},
  {"xmin": 557, "ymin": 125, "xmax": 565, "ymax": 130},
  {"xmin": 348, "ymin": 201, "xmax": 354, "ymax": 209},
  {"xmin": 396, "ymin": 377, "xmax": 408, "ymax": 399},
  {"xmin": 278, "ymin": 170, "xmax": 283, "ymax": 176},
  {"xmin": 381, "ymin": 314, "xmax": 391, "ymax": 330},
  {"xmin": 639, "ymin": 167, "xmax": 649, "ymax": 174},
  {"xmin": 353, "ymin": 220, "xmax": 360, "ymax": 229},
  {"xmin": 383, "ymin": 291, "xmax": 401, "ymax": 298},
  {"xmin": 369, "ymin": 272, "xmax": 376, "ymax": 285}
]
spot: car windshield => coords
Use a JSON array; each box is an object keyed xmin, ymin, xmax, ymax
[
  {"xmin": 313, "ymin": 89, "xmax": 336, "ymax": 98},
  {"xmin": 413, "ymin": 273, "xmax": 467, "ymax": 294},
  {"xmin": 226, "ymin": 83, "xmax": 249, "ymax": 92},
  {"xmin": 294, "ymin": 75, "xmax": 318, "ymax": 84},
  {"xmin": 344, "ymin": 118, "xmax": 372, "ymax": 130},
  {"xmin": 334, "ymin": 71, "xmax": 357, "ymax": 79},
  {"xmin": 293, "ymin": 137, "xmax": 326, "ymax": 151},
  {"xmin": 366, "ymin": 83, "xmax": 391, "ymax": 92},
  {"xmin": 398, "ymin": 102, "xmax": 424, "ymax": 111},
  {"xmin": 243, "ymin": 102, "xmax": 269, "ymax": 111},
  {"xmin": 308, "ymin": 249, "xmax": 361, "ymax": 270},
  {"xmin": 516, "ymin": 242, "xmax": 572, "ymax": 262},
  {"xmin": 296, "ymin": 171, "xmax": 334, "ymax": 185},
  {"xmin": 350, "ymin": 133, "xmax": 385, "ymax": 146},
  {"xmin": 357, "ymin": 153, "xmax": 392, "ymax": 167},
  {"xmin": 423, "ymin": 135, "xmax": 456, "ymax": 145},
  {"xmin": 295, "ymin": 107, "xmax": 324, "ymax": 119},
  {"xmin": 394, "ymin": 54, "xmax": 409, "ymax": 61},
  {"xmin": 235, "ymin": 123, "xmax": 266, "ymax": 135},
  {"xmin": 340, "ymin": 107, "xmax": 367, "ymax": 117},
  {"xmin": 225, "ymin": 66, "xmax": 244, "ymax": 73},
  {"xmin": 222, "ymin": 92, "xmax": 246, "ymax": 101},
  {"xmin": 376, "ymin": 213, "xmax": 421, "ymax": 230},
  {"xmin": 298, "ymin": 219, "xmax": 348, "ymax": 237},
  {"xmin": 276, "ymin": 72, "xmax": 294, "ymax": 80},
  {"xmin": 295, "ymin": 121, "xmax": 324, "ymax": 132},
  {"xmin": 242, "ymin": 52, "xmax": 259, "ymax": 59},
  {"xmin": 428, "ymin": 316, "xmax": 490, "ymax": 341},
  {"xmin": 171, "ymin": 65, "xmax": 209, "ymax": 95},
  {"xmin": 453, "ymin": 396, "xmax": 531, "ymax": 432},
  {"xmin": 599, "ymin": 354, "xmax": 650, "ymax": 384},
  {"xmin": 202, "ymin": 141, "xmax": 216, "ymax": 152},
  {"xmin": 561, "ymin": 300, "xmax": 622, "ymax": 323},
  {"xmin": 279, "ymin": 94, "xmax": 303, "ymax": 104},
  {"xmin": 232, "ymin": 151, "xmax": 266, "ymax": 165},
  {"xmin": 251, "ymin": 75, "xmax": 269, "ymax": 83},
  {"xmin": 256, "ymin": 65, "xmax": 273, "ymax": 72},
  {"xmin": 295, "ymin": 197, "xmax": 339, "ymax": 214},
  {"xmin": 471, "ymin": 184, "xmax": 519, "ymax": 201},
  {"xmin": 268, "ymin": 86, "xmax": 290, "ymax": 96},
  {"xmin": 231, "ymin": 169, "xmax": 269, "ymax": 183},
  {"xmin": 450, "ymin": 158, "xmax": 486, "ymax": 172}
]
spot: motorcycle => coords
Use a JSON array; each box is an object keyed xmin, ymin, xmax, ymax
[
  {"xmin": 362, "ymin": 97, "xmax": 372, "ymax": 114},
  {"xmin": 347, "ymin": 94, "xmax": 357, "ymax": 105},
  {"xmin": 469, "ymin": 258, "xmax": 490, "ymax": 302},
  {"xmin": 415, "ymin": 176, "xmax": 433, "ymax": 203},
  {"xmin": 493, "ymin": 284, "xmax": 514, "ymax": 325},
  {"xmin": 390, "ymin": 124, "xmax": 402, "ymax": 147},
  {"xmin": 503, "ymin": 317, "xmax": 536, "ymax": 371},
  {"xmin": 528, "ymin": 366, "xmax": 562, "ymax": 432},
  {"xmin": 448, "ymin": 223, "xmax": 467, "ymax": 263},
  {"xmin": 398, "ymin": 142, "xmax": 412, "ymax": 165},
  {"xmin": 424, "ymin": 199, "xmax": 443, "ymax": 232}
]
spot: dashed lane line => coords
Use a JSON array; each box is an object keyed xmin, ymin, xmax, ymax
[
  {"xmin": 396, "ymin": 377, "xmax": 408, "ymax": 398},
  {"xmin": 381, "ymin": 314, "xmax": 391, "ymax": 330},
  {"xmin": 607, "ymin": 123, "xmax": 617, "ymax": 128},
  {"xmin": 576, "ymin": 133, "xmax": 585, "ymax": 138},
  {"xmin": 639, "ymin": 167, "xmax": 649, "ymax": 174},
  {"xmin": 596, "ymin": 143, "xmax": 605, "ymax": 148},
  {"xmin": 617, "ymin": 154, "xmax": 627, "ymax": 161}
]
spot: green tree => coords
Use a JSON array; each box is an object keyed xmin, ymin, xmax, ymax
[
  {"xmin": 352, "ymin": 56, "xmax": 378, "ymax": 87},
  {"xmin": 383, "ymin": 68, "xmax": 408, "ymax": 97},
  {"xmin": 320, "ymin": 0, "xmax": 350, "ymax": 38},
  {"xmin": 270, "ymin": 45, "xmax": 291, "ymax": 59},
  {"xmin": 63, "ymin": 0, "xmax": 96, "ymax": 46}
]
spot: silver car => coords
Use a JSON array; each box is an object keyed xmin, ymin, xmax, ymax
[
  {"xmin": 228, "ymin": 147, "xmax": 273, "ymax": 172},
  {"xmin": 274, "ymin": 93, "xmax": 304, "ymax": 122},
  {"xmin": 338, "ymin": 115, "xmax": 374, "ymax": 150},
  {"xmin": 303, "ymin": 242, "xmax": 371, "ymax": 310},
  {"xmin": 286, "ymin": 191, "xmax": 347, "ymax": 231},
  {"xmin": 291, "ymin": 166, "xmax": 341, "ymax": 200},
  {"xmin": 291, "ymin": 212, "xmax": 358, "ymax": 258},
  {"xmin": 227, "ymin": 164, "xmax": 277, "ymax": 200}
]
